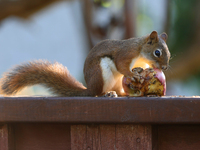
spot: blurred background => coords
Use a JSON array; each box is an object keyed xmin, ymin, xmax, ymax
[{"xmin": 0, "ymin": 0, "xmax": 199, "ymax": 96}]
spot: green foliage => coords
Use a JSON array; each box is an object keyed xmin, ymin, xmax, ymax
[{"xmin": 168, "ymin": 0, "xmax": 198, "ymax": 54}]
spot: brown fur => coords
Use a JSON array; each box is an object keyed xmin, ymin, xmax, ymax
[
  {"xmin": 0, "ymin": 31, "xmax": 170, "ymax": 97},
  {"xmin": 0, "ymin": 60, "xmax": 87, "ymax": 96}
]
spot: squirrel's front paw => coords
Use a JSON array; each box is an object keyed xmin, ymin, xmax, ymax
[
  {"xmin": 132, "ymin": 67, "xmax": 143, "ymax": 73},
  {"xmin": 130, "ymin": 67, "xmax": 155, "ymax": 84},
  {"xmin": 129, "ymin": 67, "xmax": 144, "ymax": 82},
  {"xmin": 104, "ymin": 91, "xmax": 118, "ymax": 97},
  {"xmin": 130, "ymin": 75, "xmax": 140, "ymax": 82}
]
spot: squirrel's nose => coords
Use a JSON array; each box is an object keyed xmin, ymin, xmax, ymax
[{"xmin": 162, "ymin": 65, "xmax": 168, "ymax": 70}]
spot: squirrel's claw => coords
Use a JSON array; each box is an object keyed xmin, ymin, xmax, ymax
[{"xmin": 104, "ymin": 91, "xmax": 118, "ymax": 97}]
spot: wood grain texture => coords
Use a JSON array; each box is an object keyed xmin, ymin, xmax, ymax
[
  {"xmin": 71, "ymin": 125, "xmax": 87, "ymax": 150},
  {"xmin": 71, "ymin": 124, "xmax": 151, "ymax": 150},
  {"xmin": 99, "ymin": 125, "xmax": 116, "ymax": 150},
  {"xmin": 0, "ymin": 124, "xmax": 9, "ymax": 150},
  {"xmin": 86, "ymin": 125, "xmax": 101, "ymax": 150},
  {"xmin": 71, "ymin": 125, "xmax": 116, "ymax": 150},
  {"xmin": 0, "ymin": 124, "xmax": 14, "ymax": 150},
  {"xmin": 0, "ymin": 97, "xmax": 200, "ymax": 123},
  {"xmin": 116, "ymin": 125, "xmax": 152, "ymax": 150},
  {"xmin": 158, "ymin": 125, "xmax": 200, "ymax": 150},
  {"xmin": 14, "ymin": 123, "xmax": 71, "ymax": 150}
]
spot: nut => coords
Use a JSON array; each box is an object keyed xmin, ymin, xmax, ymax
[{"xmin": 122, "ymin": 68, "xmax": 166, "ymax": 96}]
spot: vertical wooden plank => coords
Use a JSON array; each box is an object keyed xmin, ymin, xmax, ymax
[
  {"xmin": 71, "ymin": 125, "xmax": 117, "ymax": 150},
  {"xmin": 116, "ymin": 124, "xmax": 152, "ymax": 150},
  {"xmin": 71, "ymin": 125, "xmax": 87, "ymax": 150},
  {"xmin": 0, "ymin": 124, "xmax": 15, "ymax": 150},
  {"xmin": 116, "ymin": 125, "xmax": 135, "ymax": 149},
  {"xmin": 158, "ymin": 125, "xmax": 200, "ymax": 150},
  {"xmin": 0, "ymin": 124, "xmax": 9, "ymax": 150},
  {"xmin": 86, "ymin": 125, "xmax": 101, "ymax": 150},
  {"xmin": 71, "ymin": 124, "xmax": 152, "ymax": 150},
  {"xmin": 152, "ymin": 125, "xmax": 158, "ymax": 150},
  {"xmin": 100, "ymin": 125, "xmax": 116, "ymax": 150},
  {"xmin": 15, "ymin": 123, "xmax": 71, "ymax": 150},
  {"xmin": 137, "ymin": 125, "xmax": 152, "ymax": 150}
]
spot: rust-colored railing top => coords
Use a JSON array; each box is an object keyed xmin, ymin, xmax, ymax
[{"xmin": 0, "ymin": 96, "xmax": 200, "ymax": 123}]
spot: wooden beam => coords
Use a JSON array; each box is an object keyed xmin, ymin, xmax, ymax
[{"xmin": 0, "ymin": 97, "xmax": 200, "ymax": 123}]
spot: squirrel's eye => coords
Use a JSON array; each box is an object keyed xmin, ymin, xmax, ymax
[{"xmin": 154, "ymin": 49, "xmax": 162, "ymax": 57}]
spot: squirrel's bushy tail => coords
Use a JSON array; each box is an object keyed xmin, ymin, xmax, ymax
[{"xmin": 0, "ymin": 60, "xmax": 87, "ymax": 96}]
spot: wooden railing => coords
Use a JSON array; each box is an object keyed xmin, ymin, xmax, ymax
[{"xmin": 0, "ymin": 97, "xmax": 200, "ymax": 150}]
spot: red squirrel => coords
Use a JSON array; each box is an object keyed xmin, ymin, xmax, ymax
[{"xmin": 0, "ymin": 31, "xmax": 170, "ymax": 97}]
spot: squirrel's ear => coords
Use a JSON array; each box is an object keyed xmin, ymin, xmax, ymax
[
  {"xmin": 147, "ymin": 31, "xmax": 158, "ymax": 44},
  {"xmin": 149, "ymin": 31, "xmax": 158, "ymax": 42},
  {"xmin": 160, "ymin": 32, "xmax": 168, "ymax": 42}
]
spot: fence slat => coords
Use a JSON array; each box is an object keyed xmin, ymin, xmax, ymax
[
  {"xmin": 116, "ymin": 125, "xmax": 152, "ymax": 150},
  {"xmin": 71, "ymin": 124, "xmax": 152, "ymax": 150},
  {"xmin": 0, "ymin": 124, "xmax": 14, "ymax": 150}
]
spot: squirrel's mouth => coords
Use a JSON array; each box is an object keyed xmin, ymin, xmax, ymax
[{"xmin": 152, "ymin": 64, "xmax": 159, "ymax": 69}]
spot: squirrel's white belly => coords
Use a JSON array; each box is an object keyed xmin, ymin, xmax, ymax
[
  {"xmin": 129, "ymin": 57, "xmax": 140, "ymax": 71},
  {"xmin": 100, "ymin": 57, "xmax": 122, "ymax": 93}
]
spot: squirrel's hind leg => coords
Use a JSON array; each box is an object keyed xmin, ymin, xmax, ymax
[{"xmin": 111, "ymin": 76, "xmax": 126, "ymax": 97}]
